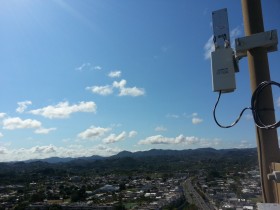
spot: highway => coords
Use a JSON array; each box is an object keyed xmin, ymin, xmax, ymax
[{"xmin": 183, "ymin": 179, "xmax": 215, "ymax": 210}]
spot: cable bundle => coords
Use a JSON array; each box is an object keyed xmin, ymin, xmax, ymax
[
  {"xmin": 213, "ymin": 80, "xmax": 280, "ymax": 129},
  {"xmin": 251, "ymin": 81, "xmax": 280, "ymax": 129}
]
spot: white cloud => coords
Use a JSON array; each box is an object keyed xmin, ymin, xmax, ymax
[
  {"xmin": 192, "ymin": 113, "xmax": 198, "ymax": 117},
  {"xmin": 34, "ymin": 127, "xmax": 57, "ymax": 134},
  {"xmin": 87, "ymin": 79, "xmax": 145, "ymax": 97},
  {"xmin": 128, "ymin": 130, "xmax": 137, "ymax": 138},
  {"xmin": 119, "ymin": 87, "xmax": 145, "ymax": 97},
  {"xmin": 94, "ymin": 66, "xmax": 102, "ymax": 70},
  {"xmin": 76, "ymin": 62, "xmax": 91, "ymax": 71},
  {"xmin": 108, "ymin": 71, "xmax": 121, "ymax": 78},
  {"xmin": 113, "ymin": 79, "xmax": 145, "ymax": 97},
  {"xmin": 237, "ymin": 140, "xmax": 253, "ymax": 149},
  {"xmin": 166, "ymin": 114, "xmax": 180, "ymax": 119},
  {"xmin": 113, "ymin": 79, "xmax": 127, "ymax": 89},
  {"xmin": 2, "ymin": 117, "xmax": 55, "ymax": 135},
  {"xmin": 3, "ymin": 117, "xmax": 41, "ymax": 130},
  {"xmin": 0, "ymin": 144, "xmax": 123, "ymax": 162},
  {"xmin": 16, "ymin": 100, "xmax": 32, "ymax": 113},
  {"xmin": 76, "ymin": 63, "xmax": 102, "ymax": 71},
  {"xmin": 192, "ymin": 117, "xmax": 203, "ymax": 125},
  {"xmin": 155, "ymin": 126, "xmax": 167, "ymax": 132},
  {"xmin": 0, "ymin": 113, "xmax": 6, "ymax": 118},
  {"xmin": 0, "ymin": 132, "xmax": 3, "ymax": 138},
  {"xmin": 184, "ymin": 112, "xmax": 197, "ymax": 118},
  {"xmin": 230, "ymin": 26, "xmax": 242, "ymax": 46},
  {"xmin": 185, "ymin": 113, "xmax": 203, "ymax": 124},
  {"xmin": 230, "ymin": 27, "xmax": 242, "ymax": 37},
  {"xmin": 138, "ymin": 134, "xmax": 200, "ymax": 145},
  {"xmin": 204, "ymin": 35, "xmax": 214, "ymax": 60},
  {"xmin": 86, "ymin": 85, "xmax": 113, "ymax": 96},
  {"xmin": 103, "ymin": 131, "xmax": 126, "ymax": 144},
  {"xmin": 199, "ymin": 138, "xmax": 222, "ymax": 148},
  {"xmin": 77, "ymin": 126, "xmax": 111, "ymax": 140},
  {"xmin": 166, "ymin": 114, "xmax": 179, "ymax": 119},
  {"xmin": 31, "ymin": 145, "xmax": 57, "ymax": 154},
  {"xmin": 29, "ymin": 101, "xmax": 96, "ymax": 119},
  {"xmin": 0, "ymin": 147, "xmax": 7, "ymax": 154}
]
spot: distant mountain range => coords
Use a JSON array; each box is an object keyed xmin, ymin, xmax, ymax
[
  {"xmin": 23, "ymin": 147, "xmax": 257, "ymax": 164},
  {"xmin": 0, "ymin": 147, "xmax": 258, "ymax": 184}
]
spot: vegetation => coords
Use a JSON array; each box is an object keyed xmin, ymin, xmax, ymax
[{"xmin": 0, "ymin": 148, "xmax": 258, "ymax": 209}]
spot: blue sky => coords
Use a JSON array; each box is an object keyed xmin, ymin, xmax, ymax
[{"xmin": 0, "ymin": 0, "xmax": 279, "ymax": 162}]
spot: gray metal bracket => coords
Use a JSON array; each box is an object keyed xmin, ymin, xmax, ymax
[
  {"xmin": 267, "ymin": 170, "xmax": 280, "ymax": 182},
  {"xmin": 235, "ymin": 29, "xmax": 278, "ymax": 59}
]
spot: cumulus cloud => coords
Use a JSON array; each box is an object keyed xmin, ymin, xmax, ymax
[
  {"xmin": 0, "ymin": 147, "xmax": 7, "ymax": 154},
  {"xmin": 34, "ymin": 127, "xmax": 57, "ymax": 134},
  {"xmin": 2, "ymin": 117, "xmax": 56, "ymax": 135},
  {"xmin": 199, "ymin": 138, "xmax": 221, "ymax": 148},
  {"xmin": 77, "ymin": 126, "xmax": 111, "ymax": 140},
  {"xmin": 103, "ymin": 131, "xmax": 126, "ymax": 144},
  {"xmin": 0, "ymin": 144, "xmax": 123, "ymax": 162},
  {"xmin": 3, "ymin": 117, "xmax": 41, "ymax": 130},
  {"xmin": 113, "ymin": 79, "xmax": 145, "ymax": 97},
  {"xmin": 86, "ymin": 85, "xmax": 113, "ymax": 96},
  {"xmin": 128, "ymin": 130, "xmax": 137, "ymax": 138},
  {"xmin": 237, "ymin": 140, "xmax": 253, "ymax": 149},
  {"xmin": 16, "ymin": 100, "xmax": 32, "ymax": 113},
  {"xmin": 138, "ymin": 134, "xmax": 200, "ymax": 145},
  {"xmin": 155, "ymin": 126, "xmax": 167, "ymax": 132},
  {"xmin": 119, "ymin": 87, "xmax": 145, "ymax": 97},
  {"xmin": 108, "ymin": 71, "xmax": 121, "ymax": 78},
  {"xmin": 0, "ymin": 113, "xmax": 6, "ymax": 118},
  {"xmin": 192, "ymin": 117, "xmax": 203, "ymax": 125},
  {"xmin": 0, "ymin": 132, "xmax": 3, "ymax": 138},
  {"xmin": 113, "ymin": 79, "xmax": 126, "ymax": 89},
  {"xmin": 31, "ymin": 145, "xmax": 57, "ymax": 154},
  {"xmin": 87, "ymin": 78, "xmax": 145, "ymax": 97},
  {"xmin": 29, "ymin": 101, "xmax": 96, "ymax": 119},
  {"xmin": 186, "ymin": 113, "xmax": 203, "ymax": 125},
  {"xmin": 204, "ymin": 35, "xmax": 215, "ymax": 60}
]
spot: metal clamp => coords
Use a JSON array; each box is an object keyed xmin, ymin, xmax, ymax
[
  {"xmin": 267, "ymin": 171, "xmax": 280, "ymax": 182},
  {"xmin": 235, "ymin": 29, "xmax": 278, "ymax": 59}
]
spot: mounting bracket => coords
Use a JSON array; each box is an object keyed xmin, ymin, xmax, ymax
[
  {"xmin": 235, "ymin": 29, "xmax": 278, "ymax": 59},
  {"xmin": 267, "ymin": 170, "xmax": 280, "ymax": 183}
]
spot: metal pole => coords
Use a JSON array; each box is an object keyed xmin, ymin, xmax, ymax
[{"xmin": 241, "ymin": 0, "xmax": 280, "ymax": 203}]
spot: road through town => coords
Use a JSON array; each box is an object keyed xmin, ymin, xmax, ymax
[{"xmin": 183, "ymin": 179, "xmax": 215, "ymax": 210}]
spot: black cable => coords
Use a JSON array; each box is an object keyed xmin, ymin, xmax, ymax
[
  {"xmin": 213, "ymin": 90, "xmax": 251, "ymax": 128},
  {"xmin": 251, "ymin": 81, "xmax": 280, "ymax": 129},
  {"xmin": 213, "ymin": 80, "xmax": 280, "ymax": 129}
]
